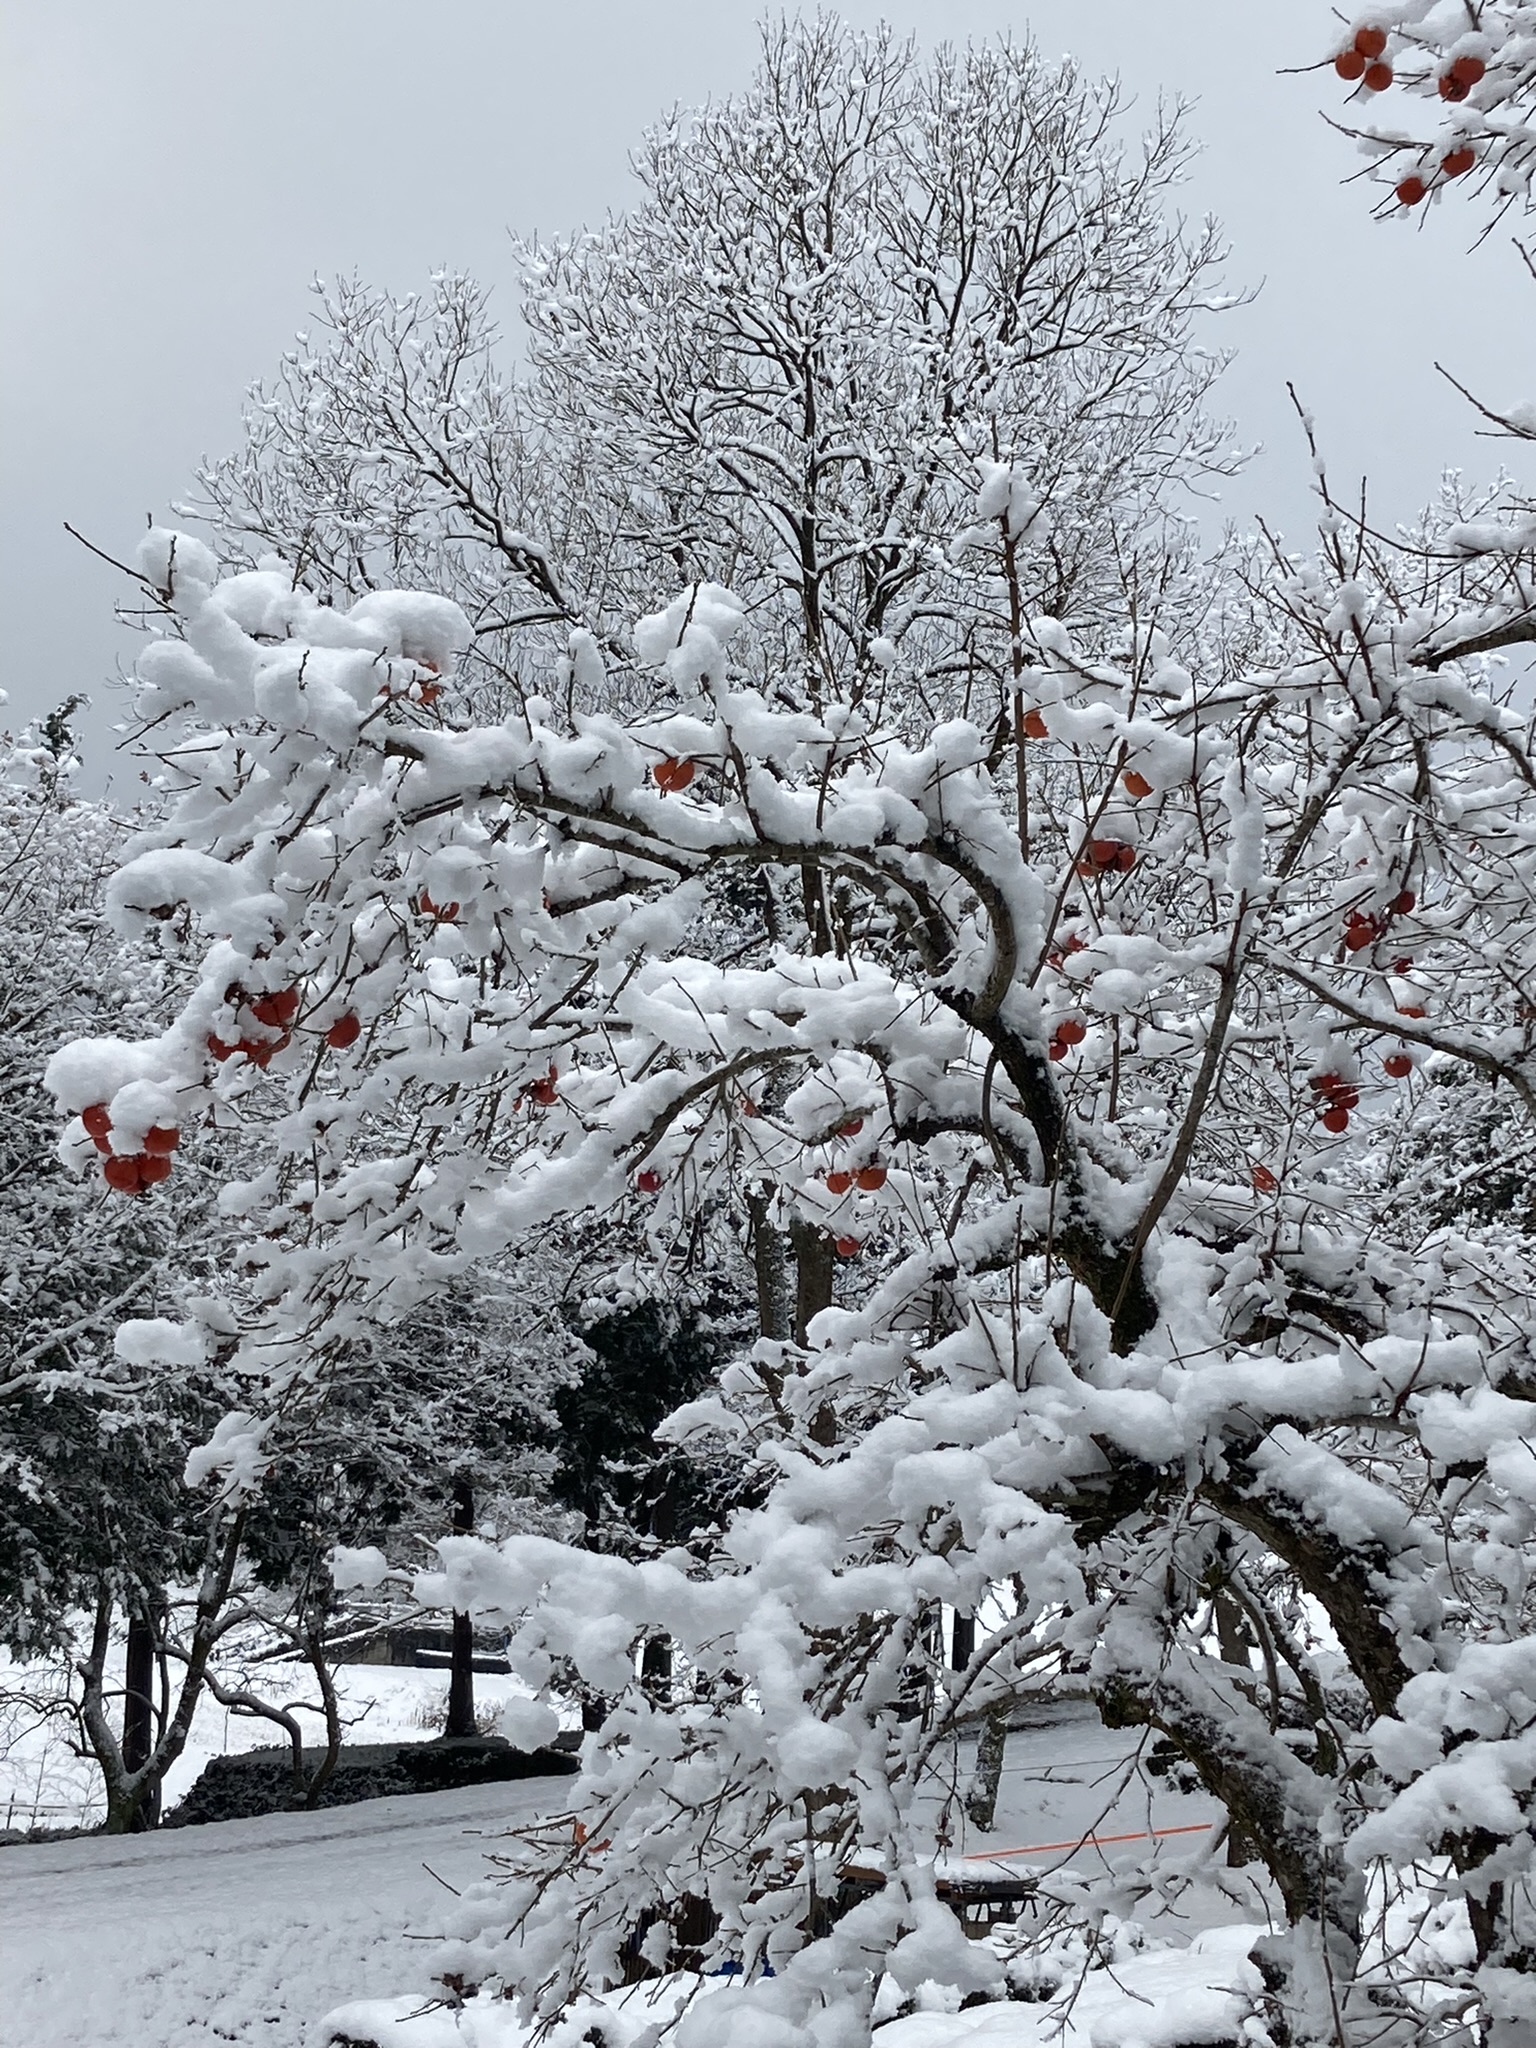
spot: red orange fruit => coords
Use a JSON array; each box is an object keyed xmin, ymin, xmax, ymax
[
  {"xmin": 653, "ymin": 757, "xmax": 697, "ymax": 793},
  {"xmin": 251, "ymin": 987, "xmax": 300, "ymax": 1028}
]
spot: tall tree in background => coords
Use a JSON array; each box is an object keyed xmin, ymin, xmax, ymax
[
  {"xmin": 518, "ymin": 18, "xmax": 1240, "ymax": 720},
  {"xmin": 195, "ymin": 18, "xmax": 1241, "ymax": 734}
]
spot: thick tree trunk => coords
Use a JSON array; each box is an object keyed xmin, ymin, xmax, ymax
[
  {"xmin": 445, "ymin": 1478, "xmax": 477, "ymax": 1739},
  {"xmin": 122, "ymin": 1606, "xmax": 160, "ymax": 1830}
]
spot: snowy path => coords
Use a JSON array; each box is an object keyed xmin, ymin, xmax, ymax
[{"xmin": 0, "ymin": 1713, "xmax": 1226, "ymax": 2048}]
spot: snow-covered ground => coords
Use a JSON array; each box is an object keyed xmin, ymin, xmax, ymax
[
  {"xmin": 0, "ymin": 1771, "xmax": 567, "ymax": 2047},
  {"xmin": 0, "ymin": 1701, "xmax": 1257, "ymax": 2048}
]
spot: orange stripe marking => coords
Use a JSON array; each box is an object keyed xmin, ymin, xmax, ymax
[{"xmin": 962, "ymin": 1821, "xmax": 1213, "ymax": 1861}]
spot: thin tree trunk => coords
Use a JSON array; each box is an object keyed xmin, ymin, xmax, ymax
[
  {"xmin": 302, "ymin": 1612, "xmax": 343, "ymax": 1807},
  {"xmin": 966, "ymin": 1706, "xmax": 1009, "ymax": 1833},
  {"xmin": 951, "ymin": 1611, "xmax": 976, "ymax": 1671},
  {"xmin": 641, "ymin": 1634, "xmax": 673, "ymax": 1704},
  {"xmin": 1215, "ymin": 1589, "xmax": 1255, "ymax": 1867},
  {"xmin": 790, "ymin": 1216, "xmax": 835, "ymax": 1347},
  {"xmin": 445, "ymin": 1478, "xmax": 477, "ymax": 1738},
  {"xmin": 122, "ymin": 1605, "xmax": 160, "ymax": 1830}
]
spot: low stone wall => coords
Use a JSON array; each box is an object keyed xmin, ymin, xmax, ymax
[{"xmin": 163, "ymin": 1734, "xmax": 577, "ymax": 1827}]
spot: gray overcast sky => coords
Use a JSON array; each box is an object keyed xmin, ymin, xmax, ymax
[{"xmin": 3, "ymin": 1, "xmax": 1531, "ymax": 788}]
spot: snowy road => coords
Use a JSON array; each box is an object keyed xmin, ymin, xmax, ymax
[
  {"xmin": 0, "ymin": 1713, "xmax": 1225, "ymax": 2048},
  {"xmin": 0, "ymin": 1774, "xmax": 570, "ymax": 2048}
]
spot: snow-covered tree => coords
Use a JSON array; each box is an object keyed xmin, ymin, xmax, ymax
[
  {"xmin": 48, "ymin": 6, "xmax": 1536, "ymax": 2029},
  {"xmin": 0, "ymin": 719, "xmax": 251, "ymax": 1830},
  {"xmin": 195, "ymin": 18, "xmax": 1241, "ymax": 736},
  {"xmin": 181, "ymin": 15, "xmax": 1260, "ymax": 1490},
  {"xmin": 0, "ymin": 724, "xmax": 174, "ymax": 1653},
  {"xmin": 52, "ymin": 427, "xmax": 1536, "ymax": 2031},
  {"xmin": 515, "ymin": 17, "xmax": 1241, "ymax": 723}
]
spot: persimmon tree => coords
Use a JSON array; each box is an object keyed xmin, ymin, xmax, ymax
[
  {"xmin": 45, "ymin": 6, "xmax": 1536, "ymax": 2032},
  {"xmin": 1324, "ymin": 5, "xmax": 1536, "ymax": 216},
  {"xmin": 49, "ymin": 443, "xmax": 1536, "ymax": 2037}
]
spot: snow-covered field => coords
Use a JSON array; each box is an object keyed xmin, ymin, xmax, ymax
[{"xmin": 0, "ymin": 1700, "xmax": 1257, "ymax": 2048}]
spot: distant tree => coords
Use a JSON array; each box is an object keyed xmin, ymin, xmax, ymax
[
  {"xmin": 195, "ymin": 17, "xmax": 1241, "ymax": 738},
  {"xmin": 518, "ymin": 17, "xmax": 1241, "ymax": 722},
  {"xmin": 0, "ymin": 724, "xmax": 242, "ymax": 1829},
  {"xmin": 245, "ymin": 1272, "xmax": 574, "ymax": 1740}
]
